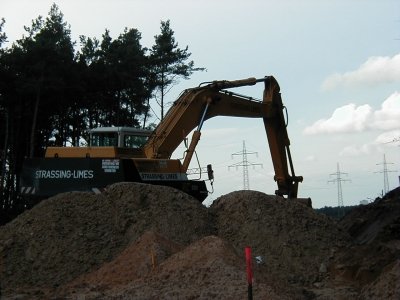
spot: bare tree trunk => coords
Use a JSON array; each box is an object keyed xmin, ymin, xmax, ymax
[
  {"xmin": 29, "ymin": 71, "xmax": 44, "ymax": 158},
  {"xmin": 142, "ymin": 97, "xmax": 150, "ymax": 129},
  {"xmin": 29, "ymin": 88, "xmax": 41, "ymax": 158},
  {"xmin": 161, "ymin": 72, "xmax": 165, "ymax": 120},
  {"xmin": 0, "ymin": 109, "xmax": 9, "ymax": 198}
]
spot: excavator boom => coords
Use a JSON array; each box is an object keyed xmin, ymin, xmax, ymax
[{"xmin": 143, "ymin": 76, "xmax": 303, "ymax": 198}]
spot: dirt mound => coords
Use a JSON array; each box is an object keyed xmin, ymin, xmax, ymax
[
  {"xmin": 54, "ymin": 230, "xmax": 184, "ymax": 299},
  {"xmin": 0, "ymin": 182, "xmax": 213, "ymax": 293},
  {"xmin": 0, "ymin": 183, "xmax": 399, "ymax": 299},
  {"xmin": 330, "ymin": 196, "xmax": 400, "ymax": 298},
  {"xmin": 339, "ymin": 196, "xmax": 400, "ymax": 245},
  {"xmin": 360, "ymin": 259, "xmax": 400, "ymax": 299},
  {"xmin": 61, "ymin": 234, "xmax": 299, "ymax": 300},
  {"xmin": 210, "ymin": 190, "xmax": 350, "ymax": 285},
  {"xmin": 64, "ymin": 230, "xmax": 183, "ymax": 290},
  {"xmin": 107, "ymin": 235, "xmax": 292, "ymax": 300}
]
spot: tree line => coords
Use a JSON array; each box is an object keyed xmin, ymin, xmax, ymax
[
  {"xmin": 314, "ymin": 205, "xmax": 358, "ymax": 219},
  {"xmin": 0, "ymin": 4, "xmax": 204, "ymax": 224}
]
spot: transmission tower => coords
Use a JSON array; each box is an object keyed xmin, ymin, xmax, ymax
[
  {"xmin": 375, "ymin": 154, "xmax": 396, "ymax": 195},
  {"xmin": 328, "ymin": 163, "xmax": 351, "ymax": 218},
  {"xmin": 229, "ymin": 140, "xmax": 262, "ymax": 190}
]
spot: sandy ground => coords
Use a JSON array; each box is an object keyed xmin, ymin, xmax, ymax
[{"xmin": 0, "ymin": 182, "xmax": 399, "ymax": 299}]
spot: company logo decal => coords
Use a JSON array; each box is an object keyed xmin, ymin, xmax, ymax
[
  {"xmin": 35, "ymin": 170, "xmax": 94, "ymax": 179},
  {"xmin": 140, "ymin": 173, "xmax": 187, "ymax": 181},
  {"xmin": 102, "ymin": 159, "xmax": 120, "ymax": 173}
]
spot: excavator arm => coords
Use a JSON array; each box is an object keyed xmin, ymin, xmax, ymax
[
  {"xmin": 262, "ymin": 77, "xmax": 303, "ymax": 198},
  {"xmin": 143, "ymin": 76, "xmax": 303, "ymax": 198}
]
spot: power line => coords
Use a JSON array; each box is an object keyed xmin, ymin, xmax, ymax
[
  {"xmin": 228, "ymin": 140, "xmax": 262, "ymax": 190},
  {"xmin": 328, "ymin": 163, "xmax": 351, "ymax": 218}
]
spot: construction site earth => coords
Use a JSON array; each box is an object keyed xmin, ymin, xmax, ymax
[{"xmin": 0, "ymin": 182, "xmax": 399, "ymax": 299}]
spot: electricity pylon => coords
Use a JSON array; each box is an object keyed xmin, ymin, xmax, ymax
[
  {"xmin": 328, "ymin": 163, "xmax": 351, "ymax": 218},
  {"xmin": 229, "ymin": 140, "xmax": 262, "ymax": 190},
  {"xmin": 375, "ymin": 154, "xmax": 396, "ymax": 196}
]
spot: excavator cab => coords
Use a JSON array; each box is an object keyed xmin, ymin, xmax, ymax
[{"xmin": 89, "ymin": 127, "xmax": 152, "ymax": 148}]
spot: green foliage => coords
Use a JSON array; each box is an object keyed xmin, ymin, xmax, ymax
[
  {"xmin": 14, "ymin": 3, "xmax": 76, "ymax": 154},
  {"xmin": 0, "ymin": 5, "xmax": 203, "ymax": 223},
  {"xmin": 0, "ymin": 18, "xmax": 6, "ymax": 47},
  {"xmin": 79, "ymin": 27, "xmax": 152, "ymax": 128},
  {"xmin": 149, "ymin": 20, "xmax": 205, "ymax": 119}
]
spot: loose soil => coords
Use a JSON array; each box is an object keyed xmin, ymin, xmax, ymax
[{"xmin": 0, "ymin": 182, "xmax": 399, "ymax": 299}]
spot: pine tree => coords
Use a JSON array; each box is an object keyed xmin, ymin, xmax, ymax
[{"xmin": 150, "ymin": 20, "xmax": 205, "ymax": 120}]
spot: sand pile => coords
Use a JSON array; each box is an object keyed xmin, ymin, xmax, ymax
[
  {"xmin": 0, "ymin": 182, "xmax": 214, "ymax": 295},
  {"xmin": 210, "ymin": 190, "xmax": 350, "ymax": 286},
  {"xmin": 333, "ymin": 194, "xmax": 400, "ymax": 299},
  {"xmin": 0, "ymin": 182, "xmax": 399, "ymax": 299}
]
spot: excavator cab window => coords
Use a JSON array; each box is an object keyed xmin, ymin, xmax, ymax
[
  {"xmin": 124, "ymin": 135, "xmax": 148, "ymax": 148},
  {"xmin": 90, "ymin": 133, "xmax": 118, "ymax": 147},
  {"xmin": 89, "ymin": 127, "xmax": 152, "ymax": 148}
]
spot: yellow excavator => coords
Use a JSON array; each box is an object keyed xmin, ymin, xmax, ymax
[{"xmin": 20, "ymin": 75, "xmax": 305, "ymax": 203}]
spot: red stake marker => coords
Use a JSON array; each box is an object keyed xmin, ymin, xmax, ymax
[{"xmin": 245, "ymin": 246, "xmax": 253, "ymax": 300}]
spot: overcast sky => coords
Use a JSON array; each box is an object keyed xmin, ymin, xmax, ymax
[{"xmin": 2, "ymin": 0, "xmax": 400, "ymax": 208}]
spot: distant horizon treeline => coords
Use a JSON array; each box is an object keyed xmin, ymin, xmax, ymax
[
  {"xmin": 0, "ymin": 4, "xmax": 204, "ymax": 223},
  {"xmin": 314, "ymin": 205, "xmax": 360, "ymax": 219},
  {"xmin": 314, "ymin": 186, "xmax": 400, "ymax": 219}
]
